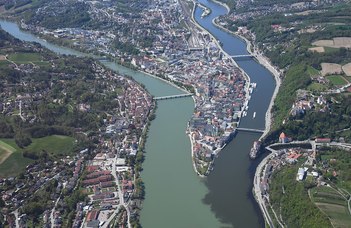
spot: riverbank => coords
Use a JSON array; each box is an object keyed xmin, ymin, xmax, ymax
[
  {"xmin": 211, "ymin": 0, "xmax": 230, "ymax": 13},
  {"xmin": 137, "ymin": 69, "xmax": 192, "ymax": 95}
]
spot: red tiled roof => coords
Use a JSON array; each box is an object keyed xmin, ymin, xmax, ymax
[
  {"xmin": 279, "ymin": 132, "xmax": 286, "ymax": 139},
  {"xmin": 87, "ymin": 210, "xmax": 99, "ymax": 221}
]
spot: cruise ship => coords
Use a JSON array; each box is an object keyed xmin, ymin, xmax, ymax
[{"xmin": 249, "ymin": 141, "xmax": 261, "ymax": 159}]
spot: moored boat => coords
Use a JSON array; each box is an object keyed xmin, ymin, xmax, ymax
[{"xmin": 249, "ymin": 141, "xmax": 261, "ymax": 159}]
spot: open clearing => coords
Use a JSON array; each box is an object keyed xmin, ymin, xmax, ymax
[
  {"xmin": 321, "ymin": 63, "xmax": 343, "ymax": 76},
  {"xmin": 0, "ymin": 55, "xmax": 6, "ymax": 60},
  {"xmin": 311, "ymin": 186, "xmax": 351, "ymax": 228}
]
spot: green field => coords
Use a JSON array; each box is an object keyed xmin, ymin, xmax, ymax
[
  {"xmin": 0, "ymin": 139, "xmax": 33, "ymax": 178},
  {"xmin": 0, "ymin": 60, "xmax": 10, "ymax": 67},
  {"xmin": 26, "ymin": 135, "xmax": 76, "ymax": 157},
  {"xmin": 311, "ymin": 186, "xmax": 351, "ymax": 228},
  {"xmin": 307, "ymin": 66, "xmax": 320, "ymax": 77},
  {"xmin": 321, "ymin": 154, "xmax": 334, "ymax": 161},
  {"xmin": 327, "ymin": 75, "xmax": 348, "ymax": 86},
  {"xmin": 307, "ymin": 82, "xmax": 328, "ymax": 92},
  {"xmin": 0, "ymin": 135, "xmax": 76, "ymax": 177},
  {"xmin": 8, "ymin": 52, "xmax": 43, "ymax": 63},
  {"xmin": 324, "ymin": 46, "xmax": 340, "ymax": 53}
]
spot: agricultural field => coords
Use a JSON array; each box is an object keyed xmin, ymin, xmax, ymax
[
  {"xmin": 0, "ymin": 139, "xmax": 33, "ymax": 178},
  {"xmin": 312, "ymin": 39, "xmax": 334, "ymax": 47},
  {"xmin": 327, "ymin": 75, "xmax": 349, "ymax": 86},
  {"xmin": 312, "ymin": 37, "xmax": 351, "ymax": 49},
  {"xmin": 321, "ymin": 63, "xmax": 343, "ymax": 76},
  {"xmin": 310, "ymin": 186, "xmax": 351, "ymax": 228},
  {"xmin": 0, "ymin": 140, "xmax": 16, "ymax": 164},
  {"xmin": 342, "ymin": 63, "xmax": 351, "ymax": 76},
  {"xmin": 0, "ymin": 135, "xmax": 76, "ymax": 177},
  {"xmin": 308, "ymin": 46, "xmax": 325, "ymax": 53}
]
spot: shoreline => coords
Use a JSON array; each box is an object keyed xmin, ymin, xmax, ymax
[
  {"xmin": 211, "ymin": 0, "xmax": 230, "ymax": 13},
  {"xmin": 136, "ymin": 69, "xmax": 192, "ymax": 95}
]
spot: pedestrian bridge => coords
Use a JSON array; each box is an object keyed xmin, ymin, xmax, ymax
[
  {"xmin": 236, "ymin": 128, "xmax": 264, "ymax": 133},
  {"xmin": 230, "ymin": 54, "xmax": 254, "ymax": 59},
  {"xmin": 153, "ymin": 93, "xmax": 193, "ymax": 100}
]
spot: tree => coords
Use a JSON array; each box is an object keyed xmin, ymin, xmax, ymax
[{"xmin": 15, "ymin": 132, "xmax": 32, "ymax": 148}]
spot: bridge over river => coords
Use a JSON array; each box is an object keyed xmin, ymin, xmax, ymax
[
  {"xmin": 230, "ymin": 54, "xmax": 254, "ymax": 60},
  {"xmin": 153, "ymin": 93, "xmax": 193, "ymax": 100},
  {"xmin": 236, "ymin": 127, "xmax": 265, "ymax": 133}
]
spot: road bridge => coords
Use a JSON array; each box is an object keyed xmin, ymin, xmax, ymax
[
  {"xmin": 236, "ymin": 128, "xmax": 264, "ymax": 133},
  {"xmin": 153, "ymin": 93, "xmax": 193, "ymax": 100},
  {"xmin": 230, "ymin": 54, "xmax": 254, "ymax": 60}
]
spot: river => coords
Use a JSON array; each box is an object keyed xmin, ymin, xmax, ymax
[
  {"xmin": 194, "ymin": 0, "xmax": 276, "ymax": 227},
  {"xmin": 0, "ymin": 0, "xmax": 276, "ymax": 225}
]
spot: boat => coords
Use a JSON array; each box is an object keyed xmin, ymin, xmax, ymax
[
  {"xmin": 249, "ymin": 141, "xmax": 261, "ymax": 159},
  {"xmin": 253, "ymin": 112, "xmax": 256, "ymax": 119},
  {"xmin": 201, "ymin": 8, "xmax": 211, "ymax": 18}
]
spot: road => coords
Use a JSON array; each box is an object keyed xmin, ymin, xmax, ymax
[
  {"xmin": 50, "ymin": 193, "xmax": 62, "ymax": 228},
  {"xmin": 13, "ymin": 209, "xmax": 19, "ymax": 228},
  {"xmin": 101, "ymin": 156, "xmax": 131, "ymax": 228},
  {"xmin": 253, "ymin": 151, "xmax": 275, "ymax": 227}
]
